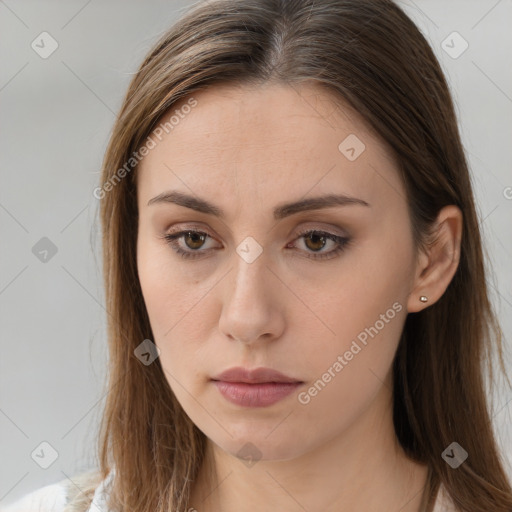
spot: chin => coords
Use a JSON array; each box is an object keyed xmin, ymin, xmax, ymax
[{"xmin": 210, "ymin": 427, "xmax": 313, "ymax": 463}]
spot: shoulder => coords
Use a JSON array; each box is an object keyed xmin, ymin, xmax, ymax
[
  {"xmin": 1, "ymin": 477, "xmax": 69, "ymax": 511},
  {"xmin": 1, "ymin": 470, "xmax": 108, "ymax": 512},
  {"xmin": 432, "ymin": 483, "xmax": 457, "ymax": 512}
]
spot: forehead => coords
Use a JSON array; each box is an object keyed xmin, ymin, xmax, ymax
[
  {"xmin": 149, "ymin": 81, "xmax": 376, "ymax": 153},
  {"xmin": 136, "ymin": 82, "xmax": 403, "ymax": 214}
]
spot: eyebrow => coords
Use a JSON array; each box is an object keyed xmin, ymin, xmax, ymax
[{"xmin": 147, "ymin": 190, "xmax": 370, "ymax": 220}]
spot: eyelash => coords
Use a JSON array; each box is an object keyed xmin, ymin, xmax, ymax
[{"xmin": 161, "ymin": 228, "xmax": 351, "ymax": 261}]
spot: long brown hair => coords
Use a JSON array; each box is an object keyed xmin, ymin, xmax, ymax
[{"xmin": 71, "ymin": 0, "xmax": 512, "ymax": 510}]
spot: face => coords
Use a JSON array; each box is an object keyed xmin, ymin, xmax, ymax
[{"xmin": 136, "ymin": 82, "xmax": 418, "ymax": 460}]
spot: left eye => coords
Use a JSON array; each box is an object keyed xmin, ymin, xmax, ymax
[
  {"xmin": 289, "ymin": 229, "xmax": 350, "ymax": 260},
  {"xmin": 162, "ymin": 229, "xmax": 350, "ymax": 261}
]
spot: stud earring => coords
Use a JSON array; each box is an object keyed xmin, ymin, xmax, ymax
[{"xmin": 419, "ymin": 295, "xmax": 428, "ymax": 303}]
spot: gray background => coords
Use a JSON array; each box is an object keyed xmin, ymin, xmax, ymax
[{"xmin": 1, "ymin": 0, "xmax": 511, "ymax": 506}]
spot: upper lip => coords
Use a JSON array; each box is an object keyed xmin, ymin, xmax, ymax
[{"xmin": 212, "ymin": 366, "xmax": 302, "ymax": 384}]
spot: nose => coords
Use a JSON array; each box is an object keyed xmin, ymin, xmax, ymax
[{"xmin": 218, "ymin": 250, "xmax": 285, "ymax": 345}]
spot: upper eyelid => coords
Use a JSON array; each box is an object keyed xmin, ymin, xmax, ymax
[{"xmin": 165, "ymin": 222, "xmax": 348, "ymax": 239}]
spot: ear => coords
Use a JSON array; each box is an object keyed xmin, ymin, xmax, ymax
[{"xmin": 407, "ymin": 205, "xmax": 463, "ymax": 313}]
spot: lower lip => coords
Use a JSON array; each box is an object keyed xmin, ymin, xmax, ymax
[{"xmin": 212, "ymin": 380, "xmax": 302, "ymax": 407}]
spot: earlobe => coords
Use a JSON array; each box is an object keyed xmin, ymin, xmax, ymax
[{"xmin": 406, "ymin": 205, "xmax": 463, "ymax": 313}]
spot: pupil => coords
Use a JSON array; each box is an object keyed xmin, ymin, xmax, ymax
[
  {"xmin": 306, "ymin": 233, "xmax": 326, "ymax": 251},
  {"xmin": 186, "ymin": 232, "xmax": 205, "ymax": 249}
]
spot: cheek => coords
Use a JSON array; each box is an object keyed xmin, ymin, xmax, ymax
[
  {"xmin": 295, "ymin": 302, "xmax": 406, "ymax": 444},
  {"xmin": 303, "ymin": 252, "xmax": 408, "ymax": 354},
  {"xmin": 138, "ymin": 234, "xmax": 202, "ymax": 334},
  {"xmin": 136, "ymin": 242, "xmax": 181, "ymax": 352},
  {"xmin": 302, "ymin": 291, "xmax": 405, "ymax": 392},
  {"xmin": 136, "ymin": 236, "xmax": 218, "ymax": 384},
  {"xmin": 295, "ymin": 232, "xmax": 411, "ymax": 409}
]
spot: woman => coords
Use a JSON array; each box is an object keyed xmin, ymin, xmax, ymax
[{"xmin": 4, "ymin": 0, "xmax": 511, "ymax": 511}]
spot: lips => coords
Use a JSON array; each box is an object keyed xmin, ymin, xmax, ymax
[
  {"xmin": 211, "ymin": 367, "xmax": 304, "ymax": 407},
  {"xmin": 211, "ymin": 366, "xmax": 302, "ymax": 384}
]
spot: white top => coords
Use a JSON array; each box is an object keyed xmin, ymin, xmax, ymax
[
  {"xmin": 1, "ymin": 471, "xmax": 113, "ymax": 512},
  {"xmin": 1, "ymin": 471, "xmax": 456, "ymax": 511}
]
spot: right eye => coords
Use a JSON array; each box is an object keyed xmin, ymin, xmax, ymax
[{"xmin": 162, "ymin": 230, "xmax": 220, "ymax": 259}]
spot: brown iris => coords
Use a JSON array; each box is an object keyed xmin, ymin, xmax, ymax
[
  {"xmin": 184, "ymin": 231, "xmax": 207, "ymax": 250},
  {"xmin": 303, "ymin": 233, "xmax": 327, "ymax": 252}
]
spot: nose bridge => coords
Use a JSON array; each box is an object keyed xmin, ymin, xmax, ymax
[
  {"xmin": 218, "ymin": 240, "xmax": 284, "ymax": 343},
  {"xmin": 229, "ymin": 242, "xmax": 272, "ymax": 309}
]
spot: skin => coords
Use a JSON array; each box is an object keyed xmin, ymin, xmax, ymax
[{"xmin": 136, "ymin": 82, "xmax": 462, "ymax": 512}]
